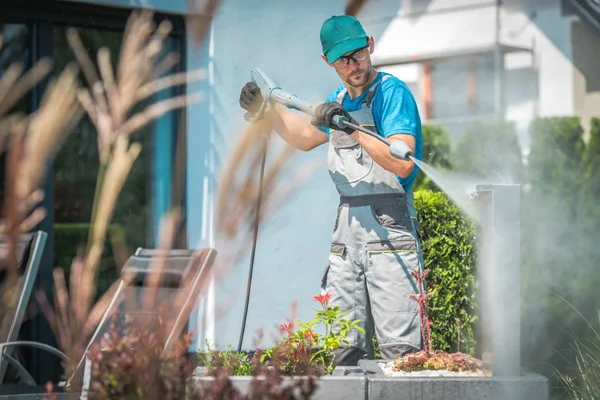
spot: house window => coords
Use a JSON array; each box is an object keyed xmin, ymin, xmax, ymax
[
  {"xmin": 0, "ymin": 1, "xmax": 186, "ymax": 383},
  {"xmin": 426, "ymin": 54, "xmax": 497, "ymax": 138},
  {"xmin": 51, "ymin": 26, "xmax": 185, "ymax": 297},
  {"xmin": 429, "ymin": 54, "xmax": 496, "ymax": 119}
]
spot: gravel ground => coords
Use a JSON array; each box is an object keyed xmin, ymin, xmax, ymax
[{"xmin": 378, "ymin": 361, "xmax": 487, "ymax": 377}]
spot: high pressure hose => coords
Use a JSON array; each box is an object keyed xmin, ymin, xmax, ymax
[{"xmin": 237, "ymin": 134, "xmax": 268, "ymax": 353}]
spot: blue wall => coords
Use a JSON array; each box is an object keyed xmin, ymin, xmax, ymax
[
  {"xmin": 185, "ymin": 0, "xmax": 347, "ymax": 351},
  {"xmin": 71, "ymin": 0, "xmax": 349, "ymax": 351}
]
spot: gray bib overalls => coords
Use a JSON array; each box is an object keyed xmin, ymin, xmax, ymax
[{"xmin": 322, "ymin": 76, "xmax": 424, "ymax": 364}]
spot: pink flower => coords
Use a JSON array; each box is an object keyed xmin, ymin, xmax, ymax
[
  {"xmin": 280, "ymin": 322, "xmax": 294, "ymax": 334},
  {"xmin": 312, "ymin": 290, "xmax": 332, "ymax": 306}
]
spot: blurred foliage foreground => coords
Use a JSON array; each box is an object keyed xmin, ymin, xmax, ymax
[{"xmin": 1, "ymin": 4, "xmax": 599, "ymax": 399}]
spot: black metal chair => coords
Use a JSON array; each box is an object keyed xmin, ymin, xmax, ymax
[
  {"xmin": 0, "ymin": 243, "xmax": 216, "ymax": 396},
  {"xmin": 0, "ymin": 231, "xmax": 49, "ymax": 385}
]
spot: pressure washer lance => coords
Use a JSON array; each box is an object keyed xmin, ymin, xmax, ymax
[{"xmin": 246, "ymin": 67, "xmax": 415, "ymax": 161}]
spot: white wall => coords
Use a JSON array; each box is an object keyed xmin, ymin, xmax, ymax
[
  {"xmin": 501, "ymin": 1, "xmax": 575, "ymax": 117},
  {"xmin": 359, "ymin": 0, "xmax": 576, "ymax": 153},
  {"xmin": 501, "ymin": 1, "xmax": 574, "ymax": 152},
  {"xmin": 367, "ymin": 2, "xmax": 498, "ymax": 65}
]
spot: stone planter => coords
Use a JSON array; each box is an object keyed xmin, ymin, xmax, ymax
[
  {"xmin": 191, "ymin": 366, "xmax": 367, "ymax": 400},
  {"xmin": 358, "ymin": 360, "xmax": 548, "ymax": 400}
]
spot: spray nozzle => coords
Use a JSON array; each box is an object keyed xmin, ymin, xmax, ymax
[{"xmin": 390, "ymin": 140, "xmax": 414, "ymax": 161}]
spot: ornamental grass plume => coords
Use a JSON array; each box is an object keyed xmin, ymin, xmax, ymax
[{"xmin": 345, "ymin": 0, "xmax": 370, "ymax": 16}]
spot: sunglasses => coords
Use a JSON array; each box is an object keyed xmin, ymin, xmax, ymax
[{"xmin": 332, "ymin": 46, "xmax": 370, "ymax": 68}]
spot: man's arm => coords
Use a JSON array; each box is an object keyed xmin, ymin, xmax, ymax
[
  {"xmin": 350, "ymin": 79, "xmax": 419, "ymax": 178},
  {"xmin": 351, "ymin": 132, "xmax": 415, "ymax": 178},
  {"xmin": 270, "ymin": 104, "xmax": 329, "ymax": 151},
  {"xmin": 239, "ymin": 81, "xmax": 328, "ymax": 151}
]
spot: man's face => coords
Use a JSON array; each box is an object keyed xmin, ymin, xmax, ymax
[{"xmin": 329, "ymin": 38, "xmax": 374, "ymax": 88}]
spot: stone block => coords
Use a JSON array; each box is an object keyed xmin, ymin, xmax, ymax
[
  {"xmin": 358, "ymin": 360, "xmax": 548, "ymax": 400},
  {"xmin": 191, "ymin": 366, "xmax": 366, "ymax": 400}
]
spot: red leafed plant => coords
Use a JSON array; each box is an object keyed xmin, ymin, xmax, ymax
[
  {"xmin": 259, "ymin": 291, "xmax": 364, "ymax": 375},
  {"xmin": 85, "ymin": 315, "xmax": 195, "ymax": 400},
  {"xmin": 393, "ymin": 269, "xmax": 485, "ymax": 374},
  {"xmin": 409, "ymin": 269, "xmax": 434, "ymax": 355}
]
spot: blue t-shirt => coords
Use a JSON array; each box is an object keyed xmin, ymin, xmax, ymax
[{"xmin": 318, "ymin": 71, "xmax": 422, "ymax": 192}]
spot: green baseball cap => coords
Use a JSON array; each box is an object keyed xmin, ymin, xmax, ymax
[{"xmin": 320, "ymin": 15, "xmax": 368, "ymax": 64}]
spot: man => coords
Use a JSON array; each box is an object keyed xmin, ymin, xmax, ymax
[{"xmin": 239, "ymin": 15, "xmax": 425, "ymax": 365}]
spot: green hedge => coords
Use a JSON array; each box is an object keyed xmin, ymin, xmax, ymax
[
  {"xmin": 520, "ymin": 116, "xmax": 600, "ymax": 389},
  {"xmin": 54, "ymin": 223, "xmax": 126, "ymax": 300},
  {"xmin": 414, "ymin": 189, "xmax": 478, "ymax": 355},
  {"xmin": 452, "ymin": 119, "xmax": 525, "ymax": 183}
]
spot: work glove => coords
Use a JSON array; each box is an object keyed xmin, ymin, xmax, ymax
[
  {"xmin": 311, "ymin": 101, "xmax": 357, "ymax": 135},
  {"xmin": 239, "ymin": 81, "xmax": 264, "ymax": 119}
]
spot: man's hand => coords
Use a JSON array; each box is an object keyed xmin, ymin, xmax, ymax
[
  {"xmin": 310, "ymin": 101, "xmax": 357, "ymax": 135},
  {"xmin": 239, "ymin": 82, "xmax": 264, "ymax": 119}
]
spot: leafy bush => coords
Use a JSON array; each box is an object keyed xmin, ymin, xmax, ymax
[
  {"xmin": 85, "ymin": 317, "xmax": 194, "ymax": 400},
  {"xmin": 521, "ymin": 116, "xmax": 600, "ymax": 395},
  {"xmin": 51, "ymin": 314, "xmax": 318, "ymax": 400},
  {"xmin": 527, "ymin": 116, "xmax": 584, "ymax": 207},
  {"xmin": 198, "ymin": 343, "xmax": 261, "ymax": 377},
  {"xmin": 414, "ymin": 189, "xmax": 477, "ymax": 354},
  {"xmin": 54, "ymin": 223, "xmax": 125, "ymax": 299},
  {"xmin": 452, "ymin": 119, "xmax": 524, "ymax": 183},
  {"xmin": 198, "ymin": 292, "xmax": 364, "ymax": 376},
  {"xmin": 411, "ymin": 115, "xmax": 600, "ymax": 398},
  {"xmin": 578, "ymin": 117, "xmax": 600, "ymax": 227}
]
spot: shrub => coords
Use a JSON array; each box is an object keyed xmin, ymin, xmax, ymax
[
  {"xmin": 521, "ymin": 116, "xmax": 599, "ymax": 393},
  {"xmin": 521, "ymin": 117, "xmax": 587, "ymax": 364},
  {"xmin": 85, "ymin": 317, "xmax": 195, "ymax": 400},
  {"xmin": 54, "ymin": 223, "xmax": 125, "ymax": 299},
  {"xmin": 51, "ymin": 315, "xmax": 318, "ymax": 400},
  {"xmin": 198, "ymin": 292, "xmax": 364, "ymax": 376},
  {"xmin": 414, "ymin": 189, "xmax": 477, "ymax": 354},
  {"xmin": 198, "ymin": 343, "xmax": 261, "ymax": 377},
  {"xmin": 452, "ymin": 119, "xmax": 524, "ymax": 183},
  {"xmin": 578, "ymin": 117, "xmax": 600, "ymax": 228}
]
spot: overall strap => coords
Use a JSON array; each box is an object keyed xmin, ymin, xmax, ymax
[{"xmin": 334, "ymin": 74, "xmax": 392, "ymax": 114}]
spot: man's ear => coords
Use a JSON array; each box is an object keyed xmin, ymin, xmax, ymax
[
  {"xmin": 368, "ymin": 36, "xmax": 375, "ymax": 53},
  {"xmin": 321, "ymin": 53, "xmax": 333, "ymax": 66}
]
